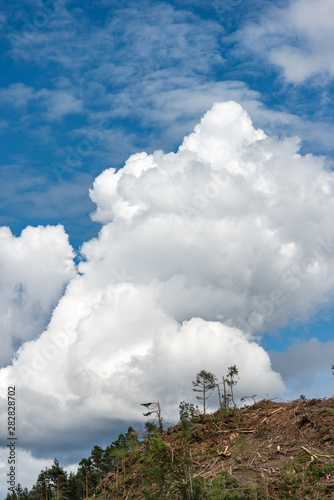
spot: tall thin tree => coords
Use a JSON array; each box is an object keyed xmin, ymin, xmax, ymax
[
  {"xmin": 226, "ymin": 365, "xmax": 239, "ymax": 407},
  {"xmin": 192, "ymin": 370, "xmax": 217, "ymax": 415}
]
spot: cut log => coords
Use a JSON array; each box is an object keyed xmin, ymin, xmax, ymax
[
  {"xmin": 217, "ymin": 446, "xmax": 231, "ymax": 459},
  {"xmin": 301, "ymin": 446, "xmax": 318, "ymax": 459}
]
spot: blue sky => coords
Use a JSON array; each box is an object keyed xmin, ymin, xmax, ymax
[
  {"xmin": 2, "ymin": 0, "xmax": 334, "ymax": 248},
  {"xmin": 1, "ymin": 0, "xmax": 334, "ymax": 494}
]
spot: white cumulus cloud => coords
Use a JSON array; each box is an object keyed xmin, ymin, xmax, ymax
[
  {"xmin": 1, "ymin": 100, "xmax": 334, "ymax": 473},
  {"xmin": 0, "ymin": 224, "xmax": 76, "ymax": 366}
]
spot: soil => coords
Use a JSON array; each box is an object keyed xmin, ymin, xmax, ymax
[{"xmin": 96, "ymin": 398, "xmax": 334, "ymax": 499}]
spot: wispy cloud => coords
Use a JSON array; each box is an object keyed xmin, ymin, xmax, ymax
[
  {"xmin": 0, "ymin": 83, "xmax": 35, "ymax": 108},
  {"xmin": 38, "ymin": 89, "xmax": 84, "ymax": 120},
  {"xmin": 0, "ymin": 84, "xmax": 83, "ymax": 120},
  {"xmin": 237, "ymin": 0, "xmax": 334, "ymax": 84}
]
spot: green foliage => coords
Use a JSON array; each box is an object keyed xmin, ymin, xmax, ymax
[
  {"xmin": 176, "ymin": 476, "xmax": 206, "ymax": 499},
  {"xmin": 212, "ymin": 471, "xmax": 239, "ymax": 489},
  {"xmin": 5, "ymin": 484, "xmax": 29, "ymax": 500},
  {"xmin": 193, "ymin": 428, "xmax": 204, "ymax": 441},
  {"xmin": 297, "ymin": 453, "xmax": 310, "ymax": 463},
  {"xmin": 19, "ymin": 458, "xmax": 78, "ymax": 500},
  {"xmin": 141, "ymin": 401, "xmax": 163, "ymax": 433},
  {"xmin": 192, "ymin": 370, "xmax": 217, "ymax": 415},
  {"xmin": 90, "ymin": 444, "xmax": 104, "ymax": 484},
  {"xmin": 306, "ymin": 462, "xmax": 334, "ymax": 481},
  {"xmin": 234, "ymin": 433, "xmax": 250, "ymax": 465},
  {"xmin": 142, "ymin": 435, "xmax": 174, "ymax": 498},
  {"xmin": 13, "ymin": 387, "xmax": 334, "ymax": 500},
  {"xmin": 279, "ymin": 465, "xmax": 304, "ymax": 499},
  {"xmin": 144, "ymin": 420, "xmax": 159, "ymax": 440},
  {"xmin": 126, "ymin": 425, "xmax": 141, "ymax": 449},
  {"xmin": 204, "ymin": 471, "xmax": 263, "ymax": 499},
  {"xmin": 255, "ymin": 424, "xmax": 268, "ymax": 441},
  {"xmin": 179, "ymin": 401, "xmax": 200, "ymax": 426},
  {"xmin": 21, "ymin": 427, "xmax": 142, "ymax": 500},
  {"xmin": 226, "ymin": 365, "xmax": 239, "ymax": 407}
]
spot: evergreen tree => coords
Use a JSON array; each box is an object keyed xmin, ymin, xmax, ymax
[
  {"xmin": 125, "ymin": 426, "xmax": 140, "ymax": 449},
  {"xmin": 66, "ymin": 471, "xmax": 82, "ymax": 500},
  {"xmin": 35, "ymin": 468, "xmax": 52, "ymax": 500},
  {"xmin": 192, "ymin": 370, "xmax": 217, "ymax": 415},
  {"xmin": 226, "ymin": 365, "xmax": 239, "ymax": 407},
  {"xmin": 78, "ymin": 458, "xmax": 93, "ymax": 499},
  {"xmin": 179, "ymin": 401, "xmax": 200, "ymax": 425},
  {"xmin": 112, "ymin": 432, "xmax": 127, "ymax": 449},
  {"xmin": 141, "ymin": 401, "xmax": 163, "ymax": 433},
  {"xmin": 48, "ymin": 458, "xmax": 68, "ymax": 499},
  {"xmin": 90, "ymin": 445, "xmax": 104, "ymax": 485},
  {"xmin": 102, "ymin": 444, "xmax": 118, "ymax": 474},
  {"xmin": 4, "ymin": 486, "xmax": 26, "ymax": 500},
  {"xmin": 144, "ymin": 421, "xmax": 158, "ymax": 441},
  {"xmin": 143, "ymin": 435, "xmax": 174, "ymax": 499}
]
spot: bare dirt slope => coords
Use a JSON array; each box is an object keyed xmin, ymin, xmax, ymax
[{"xmin": 96, "ymin": 398, "xmax": 334, "ymax": 499}]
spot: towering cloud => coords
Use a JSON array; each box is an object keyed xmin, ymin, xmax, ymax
[
  {"xmin": 1, "ymin": 101, "xmax": 334, "ymax": 472},
  {"xmin": 89, "ymin": 101, "xmax": 334, "ymax": 333}
]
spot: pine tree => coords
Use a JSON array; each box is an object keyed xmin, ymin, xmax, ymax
[
  {"xmin": 226, "ymin": 365, "xmax": 239, "ymax": 407},
  {"xmin": 48, "ymin": 459, "xmax": 68, "ymax": 499},
  {"xmin": 90, "ymin": 445, "xmax": 104, "ymax": 485},
  {"xmin": 141, "ymin": 401, "xmax": 163, "ymax": 433},
  {"xmin": 192, "ymin": 370, "xmax": 217, "ymax": 415},
  {"xmin": 35, "ymin": 468, "xmax": 51, "ymax": 500},
  {"xmin": 125, "ymin": 426, "xmax": 140, "ymax": 449},
  {"xmin": 78, "ymin": 458, "xmax": 92, "ymax": 499}
]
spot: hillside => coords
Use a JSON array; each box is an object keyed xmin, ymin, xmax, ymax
[{"xmin": 93, "ymin": 398, "xmax": 334, "ymax": 499}]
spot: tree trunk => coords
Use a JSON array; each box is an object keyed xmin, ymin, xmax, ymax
[
  {"xmin": 217, "ymin": 383, "xmax": 222, "ymax": 408},
  {"xmin": 223, "ymin": 377, "xmax": 227, "ymax": 409},
  {"xmin": 203, "ymin": 386, "xmax": 206, "ymax": 415},
  {"xmin": 157, "ymin": 401, "xmax": 163, "ymax": 434}
]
